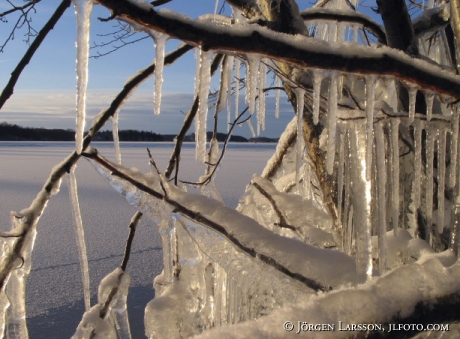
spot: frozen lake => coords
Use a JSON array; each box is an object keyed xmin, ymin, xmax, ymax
[{"xmin": 0, "ymin": 141, "xmax": 276, "ymax": 339}]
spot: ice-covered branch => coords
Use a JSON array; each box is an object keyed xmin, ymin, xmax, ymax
[
  {"xmin": 193, "ymin": 252, "xmax": 460, "ymax": 339},
  {"xmin": 97, "ymin": 0, "xmax": 460, "ymax": 98},
  {"xmin": 412, "ymin": 3, "xmax": 450, "ymax": 38},
  {"xmin": 0, "ymin": 0, "xmax": 72, "ymax": 110},
  {"xmin": 83, "ymin": 148, "xmax": 357, "ymax": 291},
  {"xmin": 0, "ymin": 151, "xmax": 79, "ymax": 291},
  {"xmin": 300, "ymin": 8, "xmax": 386, "ymax": 43}
]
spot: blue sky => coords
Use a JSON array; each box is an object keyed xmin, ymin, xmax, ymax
[{"xmin": 0, "ymin": 1, "xmax": 377, "ymax": 138}]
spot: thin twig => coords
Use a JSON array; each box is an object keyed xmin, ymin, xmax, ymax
[
  {"xmin": 180, "ymin": 107, "xmax": 249, "ymax": 186},
  {"xmin": 164, "ymin": 54, "xmax": 224, "ymax": 180},
  {"xmin": 121, "ymin": 211, "xmax": 143, "ymax": 271}
]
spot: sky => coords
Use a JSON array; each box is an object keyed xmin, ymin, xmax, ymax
[{"xmin": 0, "ymin": 0, "xmax": 379, "ymax": 139}]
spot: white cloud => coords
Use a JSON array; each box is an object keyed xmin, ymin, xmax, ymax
[{"xmin": 0, "ymin": 89, "xmax": 294, "ymax": 138}]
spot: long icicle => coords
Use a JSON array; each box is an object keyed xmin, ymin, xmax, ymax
[
  {"xmin": 72, "ymin": 0, "xmax": 94, "ymax": 154},
  {"xmin": 426, "ymin": 126, "xmax": 435, "ymax": 246},
  {"xmin": 326, "ymin": 72, "xmax": 338, "ymax": 175},
  {"xmin": 312, "ymin": 70, "xmax": 322, "ymax": 125},
  {"xmin": 365, "ymin": 75, "xmax": 376, "ymax": 181},
  {"xmin": 295, "ymin": 87, "xmax": 306, "ymax": 193},
  {"xmin": 68, "ymin": 166, "xmax": 91, "ymax": 312},
  {"xmin": 407, "ymin": 84, "xmax": 417, "ymax": 123},
  {"xmin": 112, "ymin": 111, "xmax": 121, "ymax": 164},
  {"xmin": 275, "ymin": 75, "xmax": 281, "ymax": 119},
  {"xmin": 337, "ymin": 130, "xmax": 345, "ymax": 223},
  {"xmin": 425, "ymin": 91, "xmax": 435, "ymax": 121},
  {"xmin": 196, "ymin": 49, "xmax": 212, "ymax": 162},
  {"xmin": 245, "ymin": 55, "xmax": 260, "ymax": 114},
  {"xmin": 413, "ymin": 121, "xmax": 423, "ymax": 212},
  {"xmin": 235, "ymin": 58, "xmax": 241, "ymax": 118},
  {"xmin": 449, "ymin": 107, "xmax": 459, "ymax": 189},
  {"xmin": 390, "ymin": 118, "xmax": 400, "ymax": 235},
  {"xmin": 375, "ymin": 122, "xmax": 387, "ymax": 274},
  {"xmin": 350, "ymin": 122, "xmax": 373, "ymax": 281},
  {"xmin": 226, "ymin": 56, "xmax": 235, "ymax": 132},
  {"xmin": 437, "ymin": 129, "xmax": 447, "ymax": 234},
  {"xmin": 257, "ymin": 61, "xmax": 266, "ymax": 132},
  {"xmin": 150, "ymin": 32, "xmax": 168, "ymax": 116}
]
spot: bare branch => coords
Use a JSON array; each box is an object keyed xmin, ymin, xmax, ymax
[
  {"xmin": 120, "ymin": 211, "xmax": 143, "ymax": 271},
  {"xmin": 0, "ymin": 0, "xmax": 71, "ymax": 110},
  {"xmin": 0, "ymin": 0, "xmax": 41, "ymax": 18}
]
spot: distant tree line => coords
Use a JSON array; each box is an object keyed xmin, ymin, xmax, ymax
[{"xmin": 0, "ymin": 122, "xmax": 278, "ymax": 142}]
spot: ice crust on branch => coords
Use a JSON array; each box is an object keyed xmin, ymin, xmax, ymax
[
  {"xmin": 85, "ymin": 151, "xmax": 357, "ymax": 289},
  {"xmin": 72, "ymin": 268, "xmax": 132, "ymax": 339},
  {"xmin": 193, "ymin": 252, "xmax": 460, "ymax": 339}
]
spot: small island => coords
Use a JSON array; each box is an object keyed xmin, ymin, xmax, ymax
[{"xmin": 0, "ymin": 122, "xmax": 278, "ymax": 143}]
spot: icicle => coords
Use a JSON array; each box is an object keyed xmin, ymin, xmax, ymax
[
  {"xmin": 217, "ymin": 56, "xmax": 232, "ymax": 114},
  {"xmin": 349, "ymin": 122, "xmax": 373, "ymax": 281},
  {"xmin": 68, "ymin": 167, "xmax": 91, "ymax": 312},
  {"xmin": 328, "ymin": 21, "xmax": 338, "ymax": 42},
  {"xmin": 195, "ymin": 49, "xmax": 212, "ymax": 163},
  {"xmin": 326, "ymin": 73, "xmax": 338, "ymax": 174},
  {"xmin": 413, "ymin": 121, "xmax": 423, "ymax": 210},
  {"xmin": 426, "ymin": 126, "xmax": 435, "ymax": 246},
  {"xmin": 5, "ymin": 216, "xmax": 37, "ymax": 339},
  {"xmin": 450, "ymin": 107, "xmax": 459, "ymax": 189},
  {"xmin": 194, "ymin": 48, "xmax": 202, "ymax": 96},
  {"xmin": 384, "ymin": 77, "xmax": 398, "ymax": 112},
  {"xmin": 375, "ymin": 122, "xmax": 387, "ymax": 274},
  {"xmin": 112, "ymin": 112, "xmax": 121, "ymax": 164},
  {"xmin": 451, "ymin": 197, "xmax": 460, "ymax": 256},
  {"xmin": 342, "ymin": 130, "xmax": 352, "ymax": 253},
  {"xmin": 6, "ymin": 271, "xmax": 29, "ymax": 339},
  {"xmin": 0, "ymin": 293, "xmax": 9, "ymax": 339},
  {"xmin": 72, "ymin": 0, "xmax": 93, "ymax": 154},
  {"xmin": 201, "ymin": 138, "xmax": 224, "ymax": 202},
  {"xmin": 257, "ymin": 61, "xmax": 266, "ymax": 131},
  {"xmin": 247, "ymin": 119, "xmax": 256, "ymax": 137},
  {"xmin": 214, "ymin": 0, "xmax": 219, "ymax": 17},
  {"xmin": 312, "ymin": 70, "xmax": 322, "ymax": 125},
  {"xmin": 245, "ymin": 55, "xmax": 260, "ymax": 114},
  {"xmin": 235, "ymin": 58, "xmax": 241, "ymax": 119},
  {"xmin": 295, "ymin": 88, "xmax": 306, "ymax": 192},
  {"xmin": 407, "ymin": 84, "xmax": 417, "ymax": 122},
  {"xmin": 226, "ymin": 56, "xmax": 234, "ymax": 132},
  {"xmin": 390, "ymin": 119, "xmax": 400, "ymax": 235},
  {"xmin": 337, "ymin": 131, "xmax": 345, "ymax": 222},
  {"xmin": 149, "ymin": 32, "xmax": 168, "ymax": 115},
  {"xmin": 352, "ymin": 24, "xmax": 359, "ymax": 42},
  {"xmin": 425, "ymin": 91, "xmax": 435, "ymax": 121},
  {"xmin": 275, "ymin": 75, "xmax": 281, "ymax": 119},
  {"xmin": 337, "ymin": 22, "xmax": 346, "ymax": 43},
  {"xmin": 365, "ymin": 75, "xmax": 376, "ymax": 181},
  {"xmin": 437, "ymin": 129, "xmax": 447, "ymax": 233}
]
